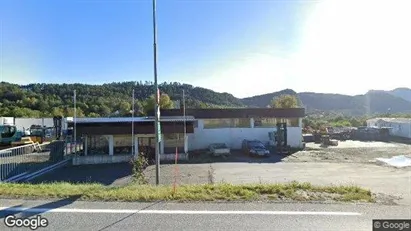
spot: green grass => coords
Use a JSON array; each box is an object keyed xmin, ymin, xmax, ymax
[{"xmin": 0, "ymin": 181, "xmax": 374, "ymax": 203}]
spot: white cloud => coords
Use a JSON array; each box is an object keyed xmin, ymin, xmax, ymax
[{"xmin": 195, "ymin": 0, "xmax": 411, "ymax": 98}]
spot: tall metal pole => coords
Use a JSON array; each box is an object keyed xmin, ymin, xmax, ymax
[
  {"xmin": 132, "ymin": 89, "xmax": 135, "ymax": 156},
  {"xmin": 152, "ymin": 0, "xmax": 160, "ymax": 185},
  {"xmin": 73, "ymin": 90, "xmax": 77, "ymax": 155},
  {"xmin": 183, "ymin": 89, "xmax": 187, "ymax": 153}
]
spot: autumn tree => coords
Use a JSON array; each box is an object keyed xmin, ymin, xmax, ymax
[
  {"xmin": 271, "ymin": 94, "xmax": 299, "ymax": 108},
  {"xmin": 143, "ymin": 93, "xmax": 174, "ymax": 114}
]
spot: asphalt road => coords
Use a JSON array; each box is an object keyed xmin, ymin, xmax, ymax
[{"xmin": 0, "ymin": 199, "xmax": 410, "ymax": 231}]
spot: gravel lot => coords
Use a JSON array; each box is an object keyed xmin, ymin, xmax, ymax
[
  {"xmin": 28, "ymin": 140, "xmax": 411, "ymax": 205},
  {"xmin": 283, "ymin": 140, "xmax": 411, "ymax": 164}
]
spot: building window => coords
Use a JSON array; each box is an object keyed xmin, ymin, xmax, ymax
[
  {"xmin": 287, "ymin": 118, "xmax": 299, "ymax": 127},
  {"xmin": 87, "ymin": 135, "xmax": 109, "ymax": 155},
  {"xmin": 113, "ymin": 135, "xmax": 133, "ymax": 155},
  {"xmin": 254, "ymin": 118, "xmax": 300, "ymax": 127},
  {"xmin": 233, "ymin": 118, "xmax": 250, "ymax": 128},
  {"xmin": 164, "ymin": 133, "xmax": 184, "ymax": 153},
  {"xmin": 203, "ymin": 118, "xmax": 251, "ymax": 129},
  {"xmin": 254, "ymin": 118, "xmax": 277, "ymax": 127},
  {"xmin": 203, "ymin": 119, "xmax": 233, "ymax": 129}
]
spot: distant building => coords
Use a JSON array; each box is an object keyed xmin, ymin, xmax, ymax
[
  {"xmin": 366, "ymin": 117, "xmax": 411, "ymax": 139},
  {"xmin": 68, "ymin": 108, "xmax": 305, "ymax": 165}
]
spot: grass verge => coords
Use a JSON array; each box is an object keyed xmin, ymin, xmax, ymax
[{"xmin": 0, "ymin": 181, "xmax": 374, "ymax": 203}]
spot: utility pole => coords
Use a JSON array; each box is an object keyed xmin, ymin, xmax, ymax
[
  {"xmin": 132, "ymin": 88, "xmax": 135, "ymax": 156},
  {"xmin": 152, "ymin": 0, "xmax": 160, "ymax": 185},
  {"xmin": 183, "ymin": 89, "xmax": 187, "ymax": 153},
  {"xmin": 73, "ymin": 90, "xmax": 77, "ymax": 155}
]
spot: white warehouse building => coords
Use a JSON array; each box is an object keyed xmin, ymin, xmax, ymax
[
  {"xmin": 366, "ymin": 117, "xmax": 411, "ymax": 139},
  {"xmin": 69, "ymin": 108, "xmax": 305, "ymax": 165},
  {"xmin": 157, "ymin": 108, "xmax": 305, "ymax": 150}
]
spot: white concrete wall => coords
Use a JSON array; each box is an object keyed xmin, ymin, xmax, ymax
[
  {"xmin": 72, "ymin": 155, "xmax": 132, "ymax": 165},
  {"xmin": 187, "ymin": 119, "xmax": 303, "ymax": 150},
  {"xmin": 389, "ymin": 122, "xmax": 411, "ymax": 138}
]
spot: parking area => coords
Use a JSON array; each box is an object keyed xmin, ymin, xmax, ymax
[
  {"xmin": 284, "ymin": 140, "xmax": 411, "ymax": 164},
  {"xmin": 27, "ymin": 140, "xmax": 411, "ymax": 205}
]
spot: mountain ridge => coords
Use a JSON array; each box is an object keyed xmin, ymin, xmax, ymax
[{"xmin": 1, "ymin": 81, "xmax": 411, "ymax": 117}]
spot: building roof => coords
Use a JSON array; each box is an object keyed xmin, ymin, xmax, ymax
[
  {"xmin": 149, "ymin": 108, "xmax": 305, "ymax": 119},
  {"xmin": 67, "ymin": 116, "xmax": 196, "ymax": 124},
  {"xmin": 367, "ymin": 117, "xmax": 411, "ymax": 123}
]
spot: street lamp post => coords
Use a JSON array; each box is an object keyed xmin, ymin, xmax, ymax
[
  {"xmin": 152, "ymin": 0, "xmax": 160, "ymax": 185},
  {"xmin": 73, "ymin": 90, "xmax": 77, "ymax": 155},
  {"xmin": 132, "ymin": 88, "xmax": 135, "ymax": 156}
]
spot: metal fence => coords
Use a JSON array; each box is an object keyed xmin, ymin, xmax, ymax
[{"xmin": 0, "ymin": 141, "xmax": 79, "ymax": 182}]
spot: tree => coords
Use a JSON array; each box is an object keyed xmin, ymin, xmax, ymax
[
  {"xmin": 98, "ymin": 105, "xmax": 111, "ymax": 117},
  {"xmin": 52, "ymin": 107, "xmax": 64, "ymax": 117},
  {"xmin": 65, "ymin": 107, "xmax": 85, "ymax": 117},
  {"xmin": 143, "ymin": 93, "xmax": 174, "ymax": 114},
  {"xmin": 271, "ymin": 94, "xmax": 299, "ymax": 108},
  {"xmin": 88, "ymin": 112, "xmax": 100, "ymax": 117},
  {"xmin": 117, "ymin": 101, "xmax": 131, "ymax": 115}
]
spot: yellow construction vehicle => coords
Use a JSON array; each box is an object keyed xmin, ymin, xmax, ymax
[
  {"xmin": 11, "ymin": 137, "xmax": 36, "ymax": 147},
  {"xmin": 28, "ymin": 125, "xmax": 54, "ymax": 144}
]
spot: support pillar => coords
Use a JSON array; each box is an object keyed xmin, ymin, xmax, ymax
[
  {"xmin": 250, "ymin": 118, "xmax": 254, "ymax": 128},
  {"xmin": 84, "ymin": 136, "xmax": 88, "ymax": 156},
  {"xmin": 184, "ymin": 135, "xmax": 188, "ymax": 153},
  {"xmin": 108, "ymin": 135, "xmax": 114, "ymax": 156}
]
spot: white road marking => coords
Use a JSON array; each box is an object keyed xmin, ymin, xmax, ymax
[{"xmin": 0, "ymin": 207, "xmax": 361, "ymax": 216}]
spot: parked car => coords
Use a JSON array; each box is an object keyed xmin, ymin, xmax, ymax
[
  {"xmin": 209, "ymin": 143, "xmax": 230, "ymax": 157},
  {"xmin": 242, "ymin": 139, "xmax": 270, "ymax": 157}
]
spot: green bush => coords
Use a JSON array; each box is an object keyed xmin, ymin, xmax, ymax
[{"xmin": 130, "ymin": 153, "xmax": 149, "ymax": 185}]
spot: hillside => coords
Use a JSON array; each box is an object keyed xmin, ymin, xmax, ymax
[
  {"xmin": 241, "ymin": 90, "xmax": 411, "ymax": 116},
  {"xmin": 0, "ymin": 81, "xmax": 245, "ymax": 117},
  {"xmin": 2, "ymin": 81, "xmax": 411, "ymax": 118},
  {"xmin": 240, "ymin": 89, "xmax": 300, "ymax": 108},
  {"xmin": 297, "ymin": 92, "xmax": 365, "ymax": 115},
  {"xmin": 388, "ymin": 88, "xmax": 411, "ymax": 102}
]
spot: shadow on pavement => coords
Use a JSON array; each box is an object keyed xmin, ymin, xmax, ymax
[
  {"xmin": 177, "ymin": 149, "xmax": 295, "ymax": 165},
  {"xmin": 0, "ymin": 195, "xmax": 81, "ymax": 219},
  {"xmin": 27, "ymin": 163, "xmax": 133, "ymax": 186}
]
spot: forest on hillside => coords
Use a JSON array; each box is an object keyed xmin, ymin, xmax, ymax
[
  {"xmin": 0, "ymin": 81, "xmax": 245, "ymax": 117},
  {"xmin": 2, "ymin": 81, "xmax": 411, "ymax": 121}
]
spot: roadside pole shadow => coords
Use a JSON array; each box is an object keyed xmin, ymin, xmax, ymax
[
  {"xmin": 0, "ymin": 204, "xmax": 24, "ymax": 219},
  {"xmin": 0, "ymin": 195, "xmax": 82, "ymax": 219}
]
